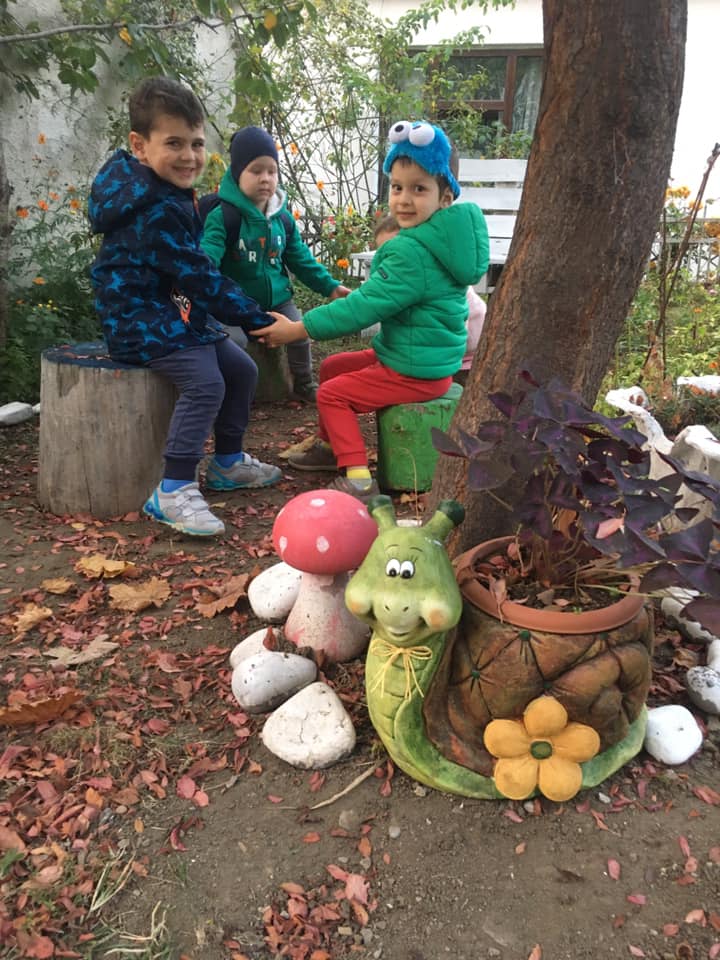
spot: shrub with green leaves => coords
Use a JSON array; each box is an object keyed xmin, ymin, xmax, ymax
[{"xmin": 1, "ymin": 176, "xmax": 100, "ymax": 404}]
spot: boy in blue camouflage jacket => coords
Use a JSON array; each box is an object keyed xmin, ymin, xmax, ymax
[{"xmin": 89, "ymin": 77, "xmax": 283, "ymax": 537}]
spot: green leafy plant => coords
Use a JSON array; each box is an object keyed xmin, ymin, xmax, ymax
[{"xmin": 0, "ymin": 170, "xmax": 99, "ymax": 403}]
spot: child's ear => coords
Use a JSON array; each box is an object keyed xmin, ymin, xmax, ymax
[
  {"xmin": 440, "ymin": 186, "xmax": 454, "ymax": 208},
  {"xmin": 128, "ymin": 130, "xmax": 147, "ymax": 161}
]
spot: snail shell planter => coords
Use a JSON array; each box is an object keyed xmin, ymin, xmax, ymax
[{"xmin": 345, "ymin": 497, "xmax": 652, "ymax": 804}]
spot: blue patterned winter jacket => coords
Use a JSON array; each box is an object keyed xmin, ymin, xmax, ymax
[{"xmin": 88, "ymin": 150, "xmax": 274, "ymax": 364}]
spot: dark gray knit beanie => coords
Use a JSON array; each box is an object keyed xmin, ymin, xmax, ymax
[{"xmin": 230, "ymin": 126, "xmax": 279, "ymax": 180}]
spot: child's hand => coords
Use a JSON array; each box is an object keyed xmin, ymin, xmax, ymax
[
  {"xmin": 330, "ymin": 285, "xmax": 352, "ymax": 300},
  {"xmin": 250, "ymin": 313, "xmax": 308, "ymax": 347}
]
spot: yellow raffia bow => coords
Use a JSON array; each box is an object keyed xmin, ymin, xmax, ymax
[{"xmin": 368, "ymin": 636, "xmax": 433, "ymax": 700}]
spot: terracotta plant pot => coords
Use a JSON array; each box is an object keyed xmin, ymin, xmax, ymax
[
  {"xmin": 454, "ymin": 537, "xmax": 646, "ymax": 634},
  {"xmin": 421, "ymin": 537, "xmax": 654, "ymax": 792}
]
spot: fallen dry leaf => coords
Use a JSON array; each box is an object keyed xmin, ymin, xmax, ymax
[
  {"xmin": 0, "ymin": 690, "xmax": 82, "ymax": 727},
  {"xmin": 41, "ymin": 577, "xmax": 75, "ymax": 594},
  {"xmin": 45, "ymin": 636, "xmax": 119, "ymax": 665},
  {"xmin": 196, "ymin": 574, "xmax": 250, "ymax": 618},
  {"xmin": 109, "ymin": 577, "xmax": 171, "ymax": 612},
  {"xmin": 13, "ymin": 603, "xmax": 53, "ymax": 636},
  {"xmin": 607, "ymin": 858, "xmax": 621, "ymax": 880},
  {"xmin": 76, "ymin": 554, "xmax": 135, "ymax": 579},
  {"xmin": 0, "ymin": 825, "xmax": 27, "ymax": 853}
]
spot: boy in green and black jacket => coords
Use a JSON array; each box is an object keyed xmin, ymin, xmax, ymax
[{"xmin": 200, "ymin": 126, "xmax": 350, "ymax": 402}]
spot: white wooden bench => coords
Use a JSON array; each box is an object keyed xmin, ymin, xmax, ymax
[
  {"xmin": 349, "ymin": 157, "xmax": 528, "ymax": 293},
  {"xmin": 457, "ymin": 157, "xmax": 527, "ymax": 292}
]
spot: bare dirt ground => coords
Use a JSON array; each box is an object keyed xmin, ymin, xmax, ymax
[{"xmin": 1, "ymin": 397, "xmax": 719, "ymax": 960}]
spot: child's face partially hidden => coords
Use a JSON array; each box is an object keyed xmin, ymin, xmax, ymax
[
  {"xmin": 129, "ymin": 114, "xmax": 206, "ymax": 190},
  {"xmin": 239, "ymin": 157, "xmax": 279, "ymax": 210},
  {"xmin": 388, "ymin": 158, "xmax": 453, "ymax": 229}
]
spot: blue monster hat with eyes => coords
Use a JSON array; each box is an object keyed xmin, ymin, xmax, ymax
[{"xmin": 382, "ymin": 121, "xmax": 461, "ymax": 200}]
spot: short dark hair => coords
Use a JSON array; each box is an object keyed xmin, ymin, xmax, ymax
[{"xmin": 128, "ymin": 77, "xmax": 204, "ymax": 137}]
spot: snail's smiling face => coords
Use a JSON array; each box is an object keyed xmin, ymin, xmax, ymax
[{"xmin": 346, "ymin": 532, "xmax": 462, "ymax": 646}]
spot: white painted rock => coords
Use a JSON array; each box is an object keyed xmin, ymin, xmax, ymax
[
  {"xmin": 708, "ymin": 638, "xmax": 720, "ymax": 673},
  {"xmin": 229, "ymin": 627, "xmax": 281, "ymax": 669},
  {"xmin": 261, "ymin": 681, "xmax": 356, "ymax": 769},
  {"xmin": 661, "ymin": 588, "xmax": 718, "ymax": 644},
  {"xmin": 0, "ymin": 402, "xmax": 34, "ymax": 426},
  {"xmin": 231, "ymin": 650, "xmax": 316, "ymax": 713},
  {"xmin": 686, "ymin": 666, "xmax": 720, "ymax": 716},
  {"xmin": 248, "ymin": 562, "xmax": 302, "ymax": 622},
  {"xmin": 644, "ymin": 704, "xmax": 703, "ymax": 765}
]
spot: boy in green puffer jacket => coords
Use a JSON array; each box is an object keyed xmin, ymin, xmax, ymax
[
  {"xmin": 250, "ymin": 120, "xmax": 490, "ymax": 500},
  {"xmin": 201, "ymin": 126, "xmax": 351, "ymax": 402}
]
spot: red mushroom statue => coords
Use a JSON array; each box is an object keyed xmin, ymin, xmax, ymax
[{"xmin": 272, "ymin": 490, "xmax": 378, "ymax": 662}]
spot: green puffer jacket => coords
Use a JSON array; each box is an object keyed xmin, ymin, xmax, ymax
[
  {"xmin": 303, "ymin": 203, "xmax": 490, "ymax": 379},
  {"xmin": 200, "ymin": 171, "xmax": 340, "ymax": 309}
]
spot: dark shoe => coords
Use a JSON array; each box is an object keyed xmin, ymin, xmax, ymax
[
  {"xmin": 328, "ymin": 474, "xmax": 381, "ymax": 504},
  {"xmin": 288, "ymin": 440, "xmax": 337, "ymax": 472},
  {"xmin": 289, "ymin": 379, "xmax": 318, "ymax": 403}
]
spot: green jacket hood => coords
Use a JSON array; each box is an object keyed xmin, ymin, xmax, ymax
[{"xmin": 403, "ymin": 203, "xmax": 489, "ymax": 287}]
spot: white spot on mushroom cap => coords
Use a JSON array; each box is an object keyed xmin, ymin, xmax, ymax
[
  {"xmin": 310, "ymin": 497, "xmax": 327, "ymax": 508},
  {"xmin": 278, "ymin": 535, "xmax": 288, "ymax": 555},
  {"xmin": 317, "ymin": 536, "xmax": 330, "ymax": 553}
]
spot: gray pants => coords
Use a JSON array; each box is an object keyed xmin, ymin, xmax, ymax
[{"xmin": 222, "ymin": 298, "xmax": 313, "ymax": 385}]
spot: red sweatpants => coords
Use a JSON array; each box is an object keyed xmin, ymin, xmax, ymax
[{"xmin": 316, "ymin": 348, "xmax": 452, "ymax": 468}]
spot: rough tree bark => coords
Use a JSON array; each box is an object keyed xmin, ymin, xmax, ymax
[{"xmin": 432, "ymin": 0, "xmax": 687, "ymax": 552}]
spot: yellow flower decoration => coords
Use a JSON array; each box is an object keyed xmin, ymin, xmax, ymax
[
  {"xmin": 119, "ymin": 26, "xmax": 132, "ymax": 45},
  {"xmin": 263, "ymin": 10, "xmax": 278, "ymax": 29},
  {"xmin": 484, "ymin": 695, "xmax": 600, "ymax": 802}
]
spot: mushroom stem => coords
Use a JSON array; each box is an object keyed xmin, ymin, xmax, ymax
[{"xmin": 285, "ymin": 570, "xmax": 370, "ymax": 662}]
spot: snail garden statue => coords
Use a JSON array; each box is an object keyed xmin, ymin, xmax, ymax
[{"xmin": 345, "ymin": 497, "xmax": 649, "ymax": 803}]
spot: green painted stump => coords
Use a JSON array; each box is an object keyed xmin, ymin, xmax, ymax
[{"xmin": 376, "ymin": 383, "xmax": 462, "ymax": 492}]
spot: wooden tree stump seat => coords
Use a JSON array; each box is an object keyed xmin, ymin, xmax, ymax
[{"xmin": 37, "ymin": 342, "xmax": 176, "ymax": 519}]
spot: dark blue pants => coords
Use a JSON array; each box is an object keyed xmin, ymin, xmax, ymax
[{"xmin": 148, "ymin": 338, "xmax": 257, "ymax": 481}]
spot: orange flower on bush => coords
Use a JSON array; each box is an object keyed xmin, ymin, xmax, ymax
[
  {"xmin": 16, "ymin": 207, "xmax": 29, "ymax": 219},
  {"xmin": 38, "ymin": 200, "xmax": 49, "ymax": 211},
  {"xmin": 32, "ymin": 277, "xmax": 46, "ymax": 286},
  {"xmin": 292, "ymin": 209, "xmax": 300, "ymax": 220},
  {"xmin": 69, "ymin": 198, "xmax": 81, "ymax": 211},
  {"xmin": 336, "ymin": 258, "xmax": 350, "ymax": 269},
  {"xmin": 316, "ymin": 180, "xmax": 325, "ymax": 191},
  {"xmin": 289, "ymin": 143, "xmax": 299, "ymax": 156},
  {"xmin": 484, "ymin": 695, "xmax": 600, "ymax": 802},
  {"xmin": 38, "ymin": 133, "xmax": 46, "ymax": 145},
  {"xmin": 49, "ymin": 192, "xmax": 60, "ymax": 201}
]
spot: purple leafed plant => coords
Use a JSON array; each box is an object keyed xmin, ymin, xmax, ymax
[{"xmin": 432, "ymin": 371, "xmax": 720, "ymax": 635}]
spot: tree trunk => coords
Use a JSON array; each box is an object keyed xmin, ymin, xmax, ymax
[{"xmin": 432, "ymin": 0, "xmax": 687, "ymax": 552}]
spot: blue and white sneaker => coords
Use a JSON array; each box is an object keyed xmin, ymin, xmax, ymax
[
  {"xmin": 206, "ymin": 453, "xmax": 282, "ymax": 491},
  {"xmin": 143, "ymin": 482, "xmax": 225, "ymax": 536}
]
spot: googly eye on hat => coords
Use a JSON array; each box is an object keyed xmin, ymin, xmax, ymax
[{"xmin": 383, "ymin": 119, "xmax": 461, "ymax": 199}]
